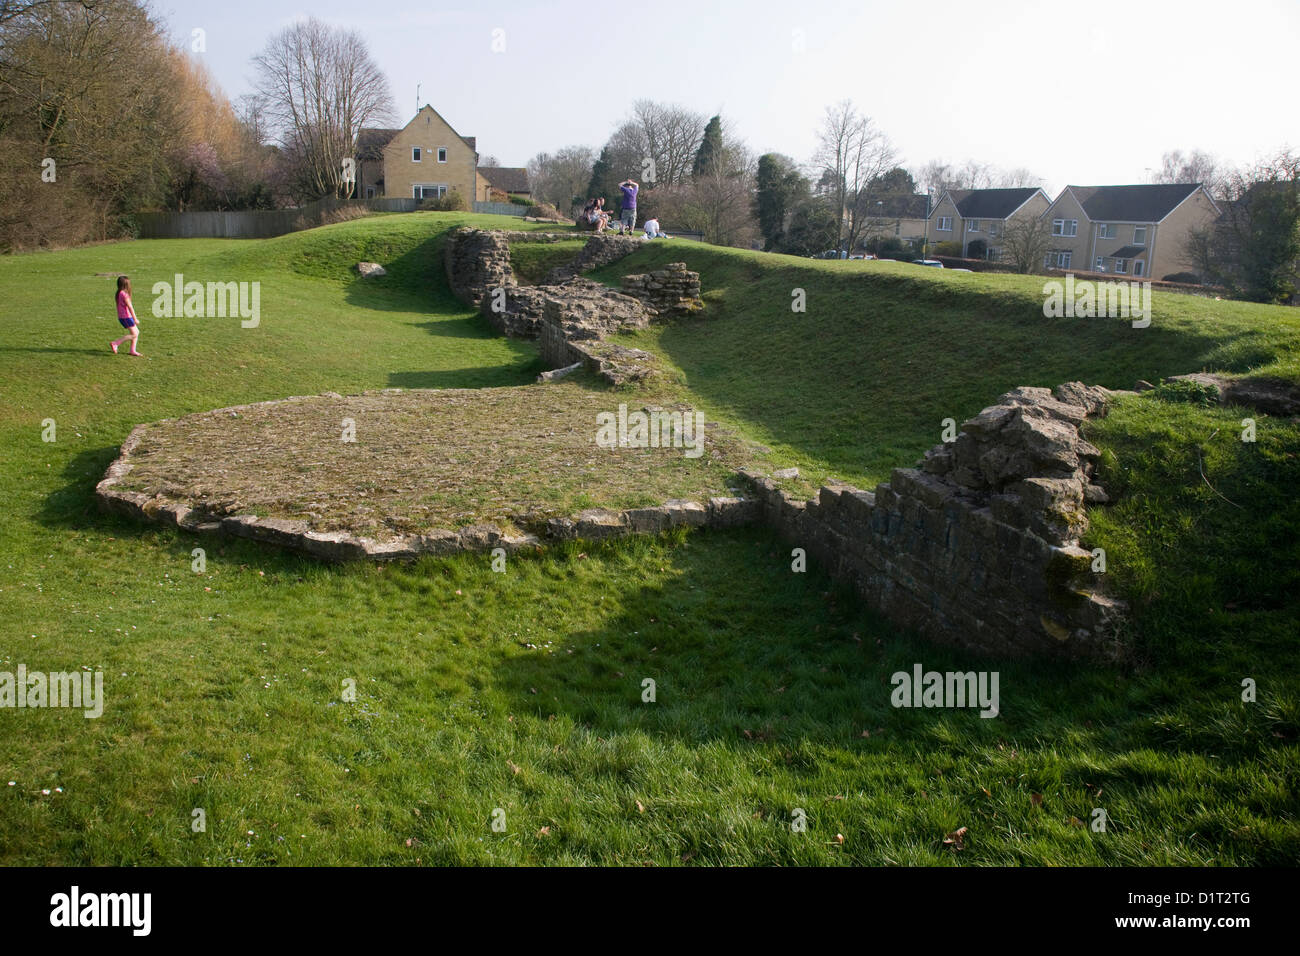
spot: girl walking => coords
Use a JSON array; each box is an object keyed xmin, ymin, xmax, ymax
[{"xmin": 110, "ymin": 275, "xmax": 141, "ymax": 356}]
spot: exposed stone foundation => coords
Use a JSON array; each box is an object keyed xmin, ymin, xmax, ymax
[{"xmin": 97, "ymin": 380, "xmax": 1131, "ymax": 659}]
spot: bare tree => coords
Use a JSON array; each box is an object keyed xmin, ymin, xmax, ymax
[
  {"xmin": 914, "ymin": 158, "xmax": 1041, "ymax": 194},
  {"xmin": 812, "ymin": 100, "xmax": 897, "ymax": 254},
  {"xmin": 1151, "ymin": 149, "xmax": 1226, "ymax": 198},
  {"xmin": 1000, "ymin": 214, "xmax": 1054, "ymax": 274},
  {"xmin": 526, "ymin": 145, "xmax": 595, "ymax": 212},
  {"xmin": 1184, "ymin": 149, "xmax": 1299, "ymax": 302},
  {"xmin": 252, "ymin": 18, "xmax": 394, "ymax": 199}
]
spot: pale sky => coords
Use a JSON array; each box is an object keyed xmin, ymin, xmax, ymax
[{"xmin": 162, "ymin": 0, "xmax": 1299, "ymax": 196}]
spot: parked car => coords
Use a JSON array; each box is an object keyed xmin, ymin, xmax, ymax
[{"xmin": 911, "ymin": 259, "xmax": 944, "ymax": 268}]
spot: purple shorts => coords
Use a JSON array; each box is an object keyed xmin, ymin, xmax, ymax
[{"xmin": 118, "ymin": 317, "xmax": 136, "ymax": 329}]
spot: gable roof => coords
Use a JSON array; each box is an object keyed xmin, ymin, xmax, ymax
[
  {"xmin": 948, "ymin": 187, "xmax": 1044, "ymax": 220},
  {"xmin": 478, "ymin": 166, "xmax": 530, "ymax": 194},
  {"xmin": 358, "ymin": 107, "xmax": 478, "ymax": 160},
  {"xmin": 1068, "ymin": 183, "xmax": 1202, "ymax": 223}
]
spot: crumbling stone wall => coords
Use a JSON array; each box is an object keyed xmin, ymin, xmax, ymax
[
  {"xmin": 741, "ymin": 382, "xmax": 1127, "ymax": 660},
  {"xmin": 621, "ymin": 263, "xmax": 704, "ymax": 316},
  {"xmin": 444, "ymin": 228, "xmax": 702, "ymax": 384}
]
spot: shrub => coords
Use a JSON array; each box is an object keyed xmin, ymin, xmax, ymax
[
  {"xmin": 966, "ymin": 238, "xmax": 987, "ymax": 259},
  {"xmin": 526, "ymin": 200, "xmax": 565, "ymax": 220},
  {"xmin": 933, "ymin": 240, "xmax": 962, "ymax": 257},
  {"xmin": 419, "ymin": 191, "xmax": 469, "ymax": 212},
  {"xmin": 508, "ymin": 194, "xmax": 531, "ymax": 206},
  {"xmin": 1163, "ymin": 271, "xmax": 1201, "ymax": 284}
]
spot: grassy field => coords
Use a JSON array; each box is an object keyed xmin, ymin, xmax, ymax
[{"xmin": 0, "ymin": 212, "xmax": 1295, "ymax": 865}]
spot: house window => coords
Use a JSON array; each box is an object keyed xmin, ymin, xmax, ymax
[
  {"xmin": 1133, "ymin": 226, "xmax": 1147, "ymax": 245},
  {"xmin": 937, "ymin": 216, "xmax": 952, "ymax": 231},
  {"xmin": 412, "ymin": 147, "xmax": 421, "ymax": 163},
  {"xmin": 437, "ymin": 147, "xmax": 448, "ymax": 163},
  {"xmin": 986, "ymin": 223, "xmax": 999, "ymax": 237},
  {"xmin": 1095, "ymin": 257, "xmax": 1105, "ymax": 272},
  {"xmin": 365, "ymin": 186, "xmax": 377, "ymax": 199},
  {"xmin": 988, "ymin": 247, "xmax": 1001, "ymax": 260},
  {"xmin": 1114, "ymin": 258, "xmax": 1127, "ymax": 274},
  {"xmin": 967, "ymin": 219, "xmax": 980, "ymax": 232},
  {"xmin": 1098, "ymin": 224, "xmax": 1114, "ymax": 239},
  {"xmin": 1057, "ymin": 251, "xmax": 1072, "ymax": 269},
  {"xmin": 1051, "ymin": 219, "xmax": 1078, "ymax": 237},
  {"xmin": 1133, "ymin": 259, "xmax": 1145, "ymax": 277},
  {"xmin": 413, "ymin": 184, "xmax": 447, "ymax": 200}
]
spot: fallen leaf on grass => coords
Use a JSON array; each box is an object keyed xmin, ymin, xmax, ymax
[
  {"xmin": 942, "ymin": 826, "xmax": 969, "ymax": 851},
  {"xmin": 1030, "ymin": 792, "xmax": 1043, "ymax": 807}
]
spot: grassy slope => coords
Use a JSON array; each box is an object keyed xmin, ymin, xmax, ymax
[
  {"xmin": 0, "ymin": 215, "xmax": 1295, "ymax": 865},
  {"xmin": 593, "ymin": 241, "xmax": 1300, "ymax": 489}
]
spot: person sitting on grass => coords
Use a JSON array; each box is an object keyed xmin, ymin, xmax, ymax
[
  {"xmin": 110, "ymin": 275, "xmax": 141, "ymax": 356},
  {"xmin": 643, "ymin": 217, "xmax": 668, "ymax": 239},
  {"xmin": 593, "ymin": 197, "xmax": 611, "ymax": 233}
]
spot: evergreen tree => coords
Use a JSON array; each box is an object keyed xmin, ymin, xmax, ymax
[
  {"xmin": 754, "ymin": 153, "xmax": 809, "ymax": 251},
  {"xmin": 692, "ymin": 115, "xmax": 724, "ymax": 179},
  {"xmin": 586, "ymin": 146, "xmax": 616, "ymax": 205}
]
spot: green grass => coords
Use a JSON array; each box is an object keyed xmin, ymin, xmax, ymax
[
  {"xmin": 0, "ymin": 213, "xmax": 1296, "ymax": 865},
  {"xmin": 592, "ymin": 242, "xmax": 1300, "ymax": 490}
]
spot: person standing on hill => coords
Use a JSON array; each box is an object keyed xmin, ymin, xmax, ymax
[
  {"xmin": 110, "ymin": 275, "xmax": 142, "ymax": 356},
  {"xmin": 618, "ymin": 178, "xmax": 638, "ymax": 235}
]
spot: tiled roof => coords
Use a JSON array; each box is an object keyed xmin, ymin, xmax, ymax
[
  {"xmin": 1070, "ymin": 183, "xmax": 1201, "ymax": 223},
  {"xmin": 478, "ymin": 166, "xmax": 530, "ymax": 194},
  {"xmin": 949, "ymin": 187, "xmax": 1041, "ymax": 219},
  {"xmin": 1108, "ymin": 244, "xmax": 1149, "ymax": 259},
  {"xmin": 868, "ymin": 194, "xmax": 928, "ymax": 218},
  {"xmin": 357, "ymin": 127, "xmax": 400, "ymax": 160}
]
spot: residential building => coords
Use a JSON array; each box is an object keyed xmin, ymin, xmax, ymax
[
  {"xmin": 926, "ymin": 187, "xmax": 1052, "ymax": 259},
  {"xmin": 861, "ymin": 194, "xmax": 930, "ymax": 246},
  {"xmin": 1038, "ymin": 183, "xmax": 1220, "ymax": 279},
  {"xmin": 356, "ymin": 105, "xmax": 478, "ymax": 201},
  {"xmin": 475, "ymin": 166, "xmax": 531, "ymax": 202}
]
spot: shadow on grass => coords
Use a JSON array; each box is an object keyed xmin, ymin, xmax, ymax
[
  {"xmin": 483, "ymin": 529, "xmax": 1102, "ymax": 746},
  {"xmin": 386, "ymin": 361, "xmax": 546, "ymax": 389}
]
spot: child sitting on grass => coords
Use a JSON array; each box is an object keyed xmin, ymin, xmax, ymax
[{"xmin": 110, "ymin": 275, "xmax": 141, "ymax": 356}]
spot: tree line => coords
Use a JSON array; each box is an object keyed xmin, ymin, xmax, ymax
[{"xmin": 0, "ymin": 2, "xmax": 394, "ymax": 251}]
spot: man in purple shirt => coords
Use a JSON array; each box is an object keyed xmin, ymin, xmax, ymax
[{"xmin": 618, "ymin": 179, "xmax": 638, "ymax": 234}]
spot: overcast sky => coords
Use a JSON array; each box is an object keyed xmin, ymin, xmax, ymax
[{"xmin": 164, "ymin": 0, "xmax": 1298, "ymax": 196}]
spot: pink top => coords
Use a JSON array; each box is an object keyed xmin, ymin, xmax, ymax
[{"xmin": 116, "ymin": 290, "xmax": 134, "ymax": 319}]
